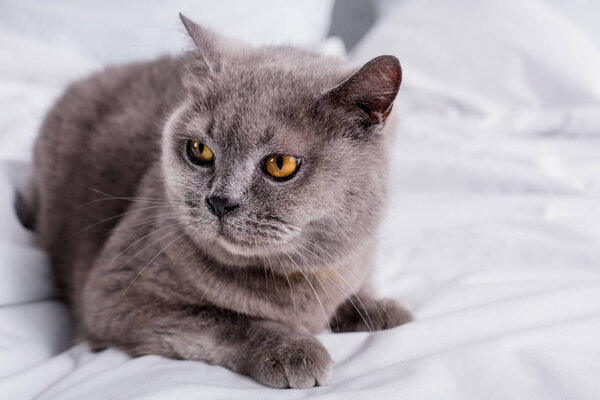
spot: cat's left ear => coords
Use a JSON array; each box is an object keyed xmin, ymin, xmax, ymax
[
  {"xmin": 180, "ymin": 13, "xmax": 233, "ymax": 72},
  {"xmin": 322, "ymin": 55, "xmax": 401, "ymax": 127}
]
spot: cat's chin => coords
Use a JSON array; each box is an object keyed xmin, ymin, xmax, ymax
[
  {"xmin": 214, "ymin": 232, "xmax": 271, "ymax": 257},
  {"xmin": 212, "ymin": 229, "xmax": 290, "ymax": 259},
  {"xmin": 216, "ymin": 237, "xmax": 261, "ymax": 256}
]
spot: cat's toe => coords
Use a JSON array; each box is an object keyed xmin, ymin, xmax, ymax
[{"xmin": 251, "ymin": 337, "xmax": 332, "ymax": 389}]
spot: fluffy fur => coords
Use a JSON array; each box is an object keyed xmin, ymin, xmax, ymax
[{"xmin": 29, "ymin": 15, "xmax": 412, "ymax": 388}]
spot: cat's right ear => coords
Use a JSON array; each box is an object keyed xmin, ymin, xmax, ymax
[
  {"xmin": 318, "ymin": 55, "xmax": 402, "ymax": 135},
  {"xmin": 180, "ymin": 13, "xmax": 224, "ymax": 73}
]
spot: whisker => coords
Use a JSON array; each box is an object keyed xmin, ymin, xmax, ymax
[
  {"xmin": 273, "ymin": 251, "xmax": 297, "ymax": 317},
  {"xmin": 87, "ymin": 187, "xmax": 186, "ymax": 205},
  {"xmin": 268, "ymin": 258, "xmax": 279, "ymax": 294},
  {"xmin": 292, "ymin": 248, "xmax": 339, "ymax": 329},
  {"xmin": 298, "ymin": 239, "xmax": 375, "ymax": 333},
  {"xmin": 69, "ymin": 193, "xmax": 175, "ymax": 215},
  {"xmin": 111, "ymin": 223, "xmax": 192, "ymax": 273},
  {"xmin": 76, "ymin": 213, "xmax": 184, "ymax": 237},
  {"xmin": 69, "ymin": 204, "xmax": 176, "ymax": 239},
  {"xmin": 273, "ymin": 227, "xmax": 376, "ymax": 333},
  {"xmin": 284, "ymin": 252, "xmax": 332, "ymax": 334},
  {"xmin": 120, "ymin": 229, "xmax": 189, "ymax": 299},
  {"xmin": 102, "ymin": 220, "xmax": 185, "ymax": 273},
  {"xmin": 252, "ymin": 219, "xmax": 375, "ymax": 331},
  {"xmin": 121, "ymin": 212, "xmax": 188, "ymax": 232},
  {"xmin": 262, "ymin": 262, "xmax": 269, "ymax": 293},
  {"xmin": 294, "ymin": 242, "xmax": 374, "ymax": 333}
]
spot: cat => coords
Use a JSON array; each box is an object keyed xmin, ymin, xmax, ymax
[{"xmin": 28, "ymin": 14, "xmax": 412, "ymax": 388}]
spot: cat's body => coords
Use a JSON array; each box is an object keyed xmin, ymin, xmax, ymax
[{"xmin": 30, "ymin": 15, "xmax": 411, "ymax": 388}]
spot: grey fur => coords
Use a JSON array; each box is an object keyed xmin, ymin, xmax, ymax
[{"xmin": 31, "ymin": 15, "xmax": 412, "ymax": 388}]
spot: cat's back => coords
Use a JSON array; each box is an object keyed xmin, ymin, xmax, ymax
[{"xmin": 33, "ymin": 56, "xmax": 185, "ymax": 296}]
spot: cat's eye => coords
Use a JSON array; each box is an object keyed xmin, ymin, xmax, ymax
[
  {"xmin": 264, "ymin": 155, "xmax": 300, "ymax": 180},
  {"xmin": 187, "ymin": 140, "xmax": 214, "ymax": 165}
]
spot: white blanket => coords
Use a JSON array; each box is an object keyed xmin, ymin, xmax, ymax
[{"xmin": 2, "ymin": 0, "xmax": 600, "ymax": 398}]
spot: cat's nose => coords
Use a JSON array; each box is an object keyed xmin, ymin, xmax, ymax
[{"xmin": 206, "ymin": 196, "xmax": 239, "ymax": 219}]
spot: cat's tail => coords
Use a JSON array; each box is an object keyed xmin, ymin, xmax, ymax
[{"xmin": 11, "ymin": 161, "xmax": 37, "ymax": 230}]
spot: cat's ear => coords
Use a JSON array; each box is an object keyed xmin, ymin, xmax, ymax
[
  {"xmin": 180, "ymin": 13, "xmax": 224, "ymax": 72},
  {"xmin": 322, "ymin": 55, "xmax": 401, "ymax": 127}
]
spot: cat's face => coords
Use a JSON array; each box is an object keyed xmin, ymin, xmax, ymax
[{"xmin": 161, "ymin": 18, "xmax": 401, "ymax": 261}]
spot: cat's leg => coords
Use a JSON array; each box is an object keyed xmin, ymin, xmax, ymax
[
  {"xmin": 82, "ymin": 301, "xmax": 332, "ymax": 388},
  {"xmin": 329, "ymin": 292, "xmax": 413, "ymax": 333}
]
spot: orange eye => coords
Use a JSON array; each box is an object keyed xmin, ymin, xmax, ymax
[
  {"xmin": 187, "ymin": 140, "xmax": 213, "ymax": 165},
  {"xmin": 265, "ymin": 155, "xmax": 300, "ymax": 180}
]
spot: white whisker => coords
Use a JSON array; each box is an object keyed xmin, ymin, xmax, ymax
[
  {"xmin": 284, "ymin": 252, "xmax": 332, "ymax": 334},
  {"xmin": 120, "ymin": 230, "xmax": 188, "ymax": 299},
  {"xmin": 269, "ymin": 252, "xmax": 297, "ymax": 316}
]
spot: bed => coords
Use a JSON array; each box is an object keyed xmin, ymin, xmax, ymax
[{"xmin": 1, "ymin": 0, "xmax": 600, "ymax": 398}]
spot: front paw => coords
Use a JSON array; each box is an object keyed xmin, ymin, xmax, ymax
[
  {"xmin": 249, "ymin": 336, "xmax": 332, "ymax": 389},
  {"xmin": 331, "ymin": 297, "xmax": 413, "ymax": 332}
]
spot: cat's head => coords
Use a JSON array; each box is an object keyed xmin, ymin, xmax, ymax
[{"xmin": 161, "ymin": 15, "xmax": 401, "ymax": 265}]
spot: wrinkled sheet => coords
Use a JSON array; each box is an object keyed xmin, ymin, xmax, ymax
[{"xmin": 1, "ymin": 0, "xmax": 600, "ymax": 398}]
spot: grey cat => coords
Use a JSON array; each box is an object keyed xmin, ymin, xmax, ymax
[{"xmin": 27, "ymin": 14, "xmax": 412, "ymax": 388}]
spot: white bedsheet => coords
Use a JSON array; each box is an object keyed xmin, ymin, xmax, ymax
[{"xmin": 1, "ymin": 0, "xmax": 600, "ymax": 399}]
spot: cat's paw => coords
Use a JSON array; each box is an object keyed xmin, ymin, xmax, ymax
[
  {"xmin": 250, "ymin": 336, "xmax": 332, "ymax": 389},
  {"xmin": 369, "ymin": 298, "xmax": 413, "ymax": 330},
  {"xmin": 331, "ymin": 297, "xmax": 413, "ymax": 332}
]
